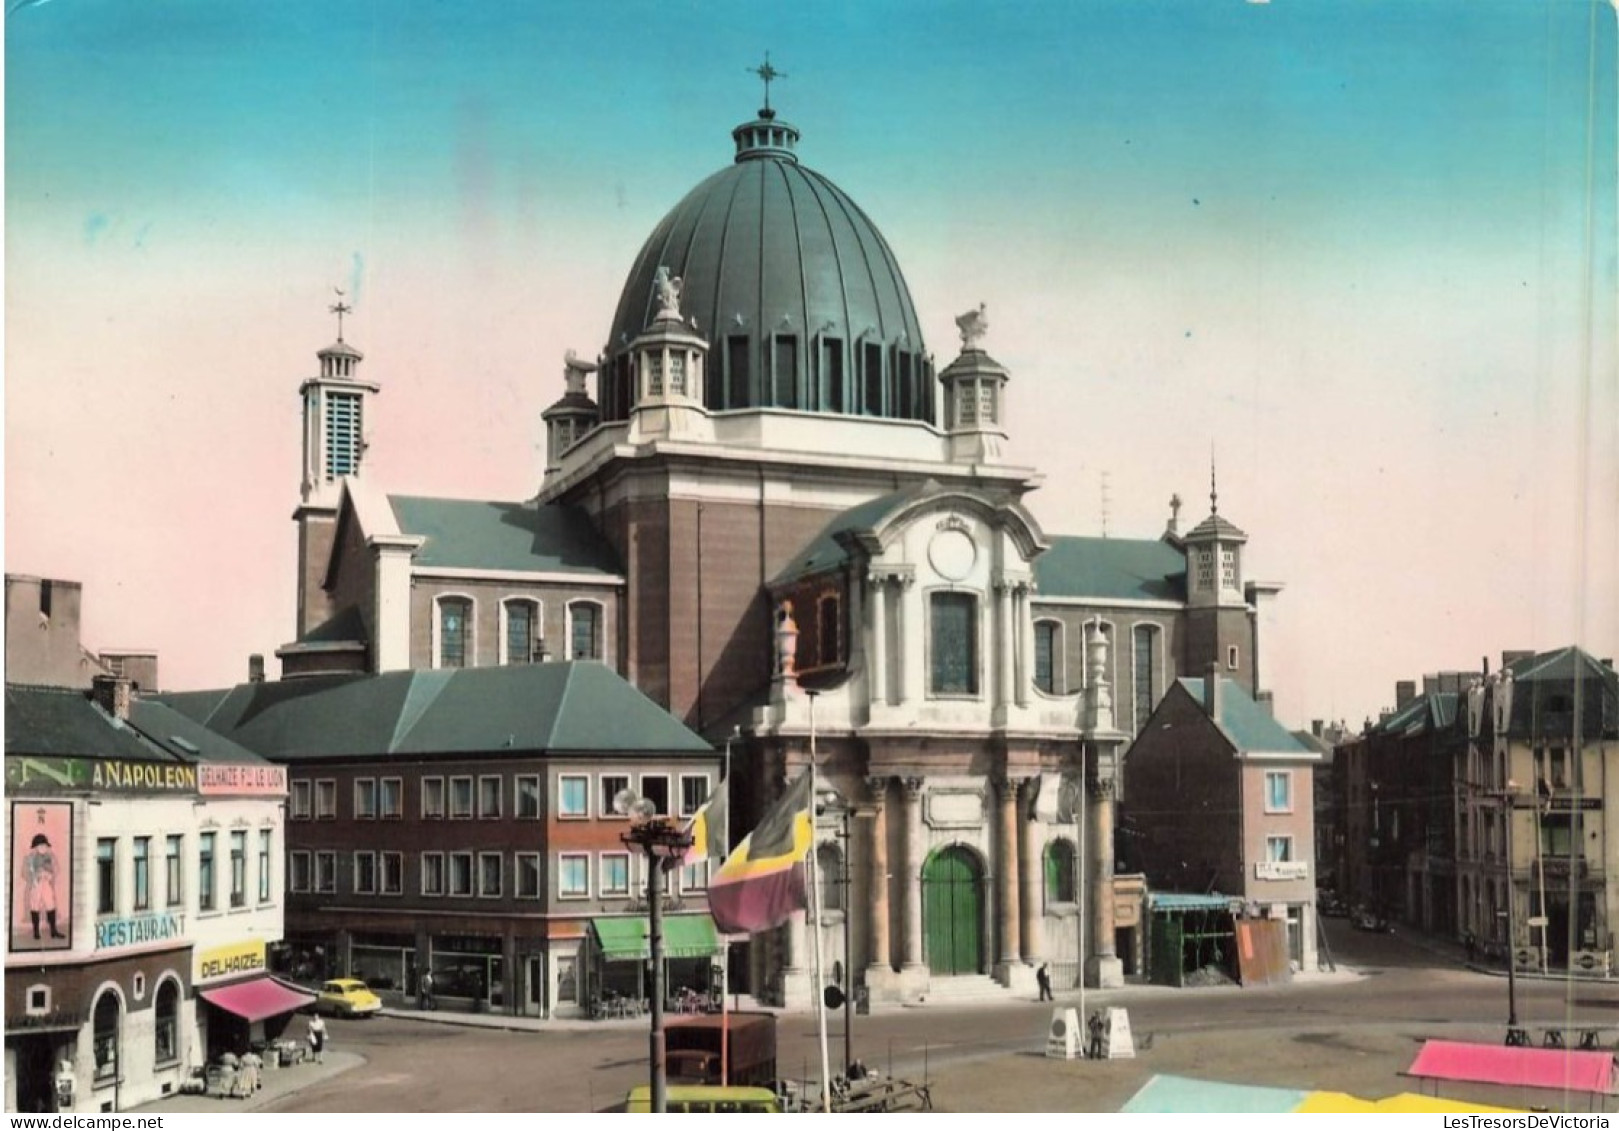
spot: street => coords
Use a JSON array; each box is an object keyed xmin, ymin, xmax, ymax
[{"xmin": 257, "ymin": 921, "xmax": 1619, "ymax": 1113}]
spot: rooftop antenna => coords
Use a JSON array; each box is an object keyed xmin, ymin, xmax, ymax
[
  {"xmin": 1209, "ymin": 444, "xmax": 1219, "ymax": 515},
  {"xmin": 329, "ymin": 289, "xmax": 352, "ymax": 343},
  {"xmin": 750, "ymin": 52, "xmax": 786, "ymax": 116},
  {"xmin": 1100, "ymin": 470, "xmax": 1112, "ymax": 538}
]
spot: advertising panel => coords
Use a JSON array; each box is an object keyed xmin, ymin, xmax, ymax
[{"xmin": 10, "ymin": 801, "xmax": 73, "ymax": 952}]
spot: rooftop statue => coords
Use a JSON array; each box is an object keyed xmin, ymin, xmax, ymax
[
  {"xmin": 956, "ymin": 302, "xmax": 988, "ymax": 350},
  {"xmin": 653, "ymin": 265, "xmax": 683, "ymax": 322}
]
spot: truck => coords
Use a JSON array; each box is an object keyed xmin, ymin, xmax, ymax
[{"xmin": 664, "ymin": 1011, "xmax": 778, "ymax": 1089}]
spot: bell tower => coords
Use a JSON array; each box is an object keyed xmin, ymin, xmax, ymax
[
  {"xmin": 1181, "ymin": 463, "xmax": 1255, "ymax": 694},
  {"xmin": 293, "ymin": 296, "xmax": 379, "ymax": 637}
]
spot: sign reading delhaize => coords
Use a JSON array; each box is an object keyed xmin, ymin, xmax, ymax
[
  {"xmin": 196, "ymin": 939, "xmax": 267, "ymax": 983},
  {"xmin": 199, "ymin": 763, "xmax": 287, "ymax": 796}
]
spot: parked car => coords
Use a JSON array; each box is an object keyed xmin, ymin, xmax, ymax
[
  {"xmin": 1352, "ymin": 910, "xmax": 1392, "ymax": 934},
  {"xmin": 1317, "ymin": 890, "xmax": 1349, "ymax": 918},
  {"xmin": 316, "ymin": 978, "xmax": 382, "ymax": 1017}
]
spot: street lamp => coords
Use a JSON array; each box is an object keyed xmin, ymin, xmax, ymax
[
  {"xmin": 1495, "ymin": 781, "xmax": 1522, "ymax": 1042},
  {"xmin": 617, "ymin": 792, "xmax": 694, "ymax": 1114},
  {"xmin": 816, "ymin": 789, "xmax": 859, "ymax": 1078}
]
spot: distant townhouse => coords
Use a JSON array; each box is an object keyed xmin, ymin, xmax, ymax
[
  {"xmin": 1336, "ymin": 648, "xmax": 1619, "ymax": 974},
  {"xmin": 157, "ymin": 661, "xmax": 720, "ymax": 1018},
  {"xmin": 4, "ymin": 679, "xmax": 293, "ymax": 1115},
  {"xmin": 1123, "ymin": 671, "xmax": 1322, "ymax": 974}
]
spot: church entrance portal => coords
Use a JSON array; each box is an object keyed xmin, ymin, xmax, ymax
[{"xmin": 923, "ymin": 846, "xmax": 984, "ymax": 976}]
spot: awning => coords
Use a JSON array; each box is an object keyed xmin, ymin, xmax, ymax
[
  {"xmin": 592, "ymin": 915, "xmax": 721, "ymax": 961},
  {"xmin": 198, "ymin": 977, "xmax": 316, "ymax": 1023},
  {"xmin": 1407, "ymin": 1039, "xmax": 1617, "ymax": 1097}
]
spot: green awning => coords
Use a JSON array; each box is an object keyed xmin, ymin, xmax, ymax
[{"xmin": 591, "ymin": 915, "xmax": 720, "ymax": 961}]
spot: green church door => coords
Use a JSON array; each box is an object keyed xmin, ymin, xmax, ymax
[{"xmin": 923, "ymin": 847, "xmax": 983, "ymax": 976}]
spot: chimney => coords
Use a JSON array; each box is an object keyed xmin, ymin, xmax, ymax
[
  {"xmin": 1204, "ymin": 662, "xmax": 1222, "ymax": 720},
  {"xmin": 91, "ymin": 674, "xmax": 133, "ymax": 721},
  {"xmin": 1395, "ymin": 680, "xmax": 1417, "ymax": 708},
  {"xmin": 248, "ymin": 654, "xmax": 266, "ymax": 683},
  {"xmin": 1312, "ymin": 719, "xmax": 1324, "ymax": 738}
]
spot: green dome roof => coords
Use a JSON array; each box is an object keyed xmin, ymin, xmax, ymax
[{"xmin": 599, "ymin": 111, "xmax": 932, "ymax": 425}]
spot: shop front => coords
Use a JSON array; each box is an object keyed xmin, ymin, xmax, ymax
[
  {"xmin": 582, "ymin": 914, "xmax": 721, "ymax": 1018},
  {"xmin": 194, "ymin": 940, "xmax": 313, "ymax": 1062}
]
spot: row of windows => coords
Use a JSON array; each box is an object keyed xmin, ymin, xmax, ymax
[
  {"xmin": 434, "ymin": 596, "xmax": 603, "ymax": 669},
  {"xmin": 290, "ymin": 772, "xmax": 711, "ymax": 822},
  {"xmin": 95, "ymin": 829, "xmax": 274, "ymax": 917},
  {"xmin": 287, "ymin": 849, "xmax": 709, "ymax": 900}
]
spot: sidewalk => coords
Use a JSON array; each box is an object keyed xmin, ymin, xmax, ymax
[{"xmin": 130, "ymin": 1051, "xmax": 364, "ymax": 1115}]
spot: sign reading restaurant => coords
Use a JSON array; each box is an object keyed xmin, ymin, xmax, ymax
[{"xmin": 97, "ymin": 911, "xmax": 184, "ymax": 951}]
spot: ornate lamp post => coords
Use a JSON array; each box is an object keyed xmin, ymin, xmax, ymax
[
  {"xmin": 816, "ymin": 789, "xmax": 860, "ymax": 1077},
  {"xmin": 619, "ymin": 796, "xmax": 694, "ymax": 1113}
]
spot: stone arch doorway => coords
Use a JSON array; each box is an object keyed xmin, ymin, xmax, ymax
[{"xmin": 923, "ymin": 845, "xmax": 985, "ymax": 976}]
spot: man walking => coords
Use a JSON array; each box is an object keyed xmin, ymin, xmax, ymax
[
  {"xmin": 1036, "ymin": 963, "xmax": 1053, "ymax": 1002},
  {"xmin": 419, "ymin": 970, "xmax": 436, "ymax": 1011}
]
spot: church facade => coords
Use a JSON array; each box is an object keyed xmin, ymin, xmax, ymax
[{"xmin": 273, "ymin": 97, "xmax": 1292, "ymax": 1005}]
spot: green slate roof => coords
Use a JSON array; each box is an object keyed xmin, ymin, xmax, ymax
[
  {"xmin": 1175, "ymin": 678, "xmax": 1313, "ymax": 756},
  {"xmin": 1372, "ymin": 692, "xmax": 1458, "ymax": 738},
  {"xmin": 6, "ymin": 684, "xmax": 268, "ymax": 767},
  {"xmin": 389, "ymin": 496, "xmax": 622, "ymax": 576},
  {"xmin": 155, "ymin": 663, "xmax": 712, "ymax": 762},
  {"xmin": 1035, "ymin": 536, "xmax": 1187, "ymax": 602}
]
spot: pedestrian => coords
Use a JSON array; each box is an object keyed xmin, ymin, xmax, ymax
[
  {"xmin": 236, "ymin": 1046, "xmax": 262, "ymax": 1097},
  {"xmin": 1464, "ymin": 929, "xmax": 1477, "ymax": 964},
  {"xmin": 1087, "ymin": 1009, "xmax": 1105, "ymax": 1060},
  {"xmin": 306, "ymin": 1013, "xmax": 327, "ymax": 1064},
  {"xmin": 1036, "ymin": 963, "xmax": 1053, "ymax": 1002},
  {"xmin": 419, "ymin": 970, "xmax": 436, "ymax": 1011}
]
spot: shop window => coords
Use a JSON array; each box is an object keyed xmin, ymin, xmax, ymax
[
  {"xmin": 93, "ymin": 991, "xmax": 120, "ymax": 1083},
  {"xmin": 154, "ymin": 980, "xmax": 179, "ymax": 1065}
]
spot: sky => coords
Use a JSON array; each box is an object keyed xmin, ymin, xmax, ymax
[{"xmin": 5, "ymin": 0, "xmax": 1616, "ymax": 731}]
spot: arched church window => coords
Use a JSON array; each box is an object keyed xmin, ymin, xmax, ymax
[
  {"xmin": 929, "ymin": 592, "xmax": 978, "ymax": 696},
  {"xmin": 1044, "ymin": 839, "xmax": 1077, "ymax": 906},
  {"xmin": 502, "ymin": 599, "xmax": 541, "ymax": 665},
  {"xmin": 1133, "ymin": 624, "xmax": 1160, "ymax": 733},
  {"xmin": 569, "ymin": 602, "xmax": 602, "ymax": 662},
  {"xmin": 1034, "ymin": 620, "xmax": 1061, "ymax": 694},
  {"xmin": 437, "ymin": 597, "xmax": 472, "ymax": 669}
]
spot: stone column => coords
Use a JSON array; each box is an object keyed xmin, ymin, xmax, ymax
[
  {"xmin": 1014, "ymin": 585, "xmax": 1031, "ymax": 708},
  {"xmin": 902, "ymin": 777, "xmax": 926, "ymax": 972},
  {"xmin": 1020, "ymin": 780, "xmax": 1045, "ymax": 961},
  {"xmin": 1085, "ymin": 777, "xmax": 1124, "ymax": 988},
  {"xmin": 995, "ymin": 582, "xmax": 1014, "ymax": 710},
  {"xmin": 993, "ymin": 775, "xmax": 1032, "ymax": 990},
  {"xmin": 865, "ymin": 776, "xmax": 891, "ymax": 972},
  {"xmin": 898, "ymin": 578, "xmax": 922, "ymax": 705},
  {"xmin": 868, "ymin": 576, "xmax": 888, "ymax": 706}
]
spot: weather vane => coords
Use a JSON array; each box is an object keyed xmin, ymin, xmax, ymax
[
  {"xmin": 750, "ymin": 53, "xmax": 786, "ymax": 114},
  {"xmin": 330, "ymin": 288, "xmax": 352, "ymax": 342}
]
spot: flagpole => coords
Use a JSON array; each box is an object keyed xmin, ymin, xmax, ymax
[
  {"xmin": 807, "ymin": 689, "xmax": 833, "ymax": 1112},
  {"xmin": 720, "ymin": 730, "xmax": 734, "ymax": 1087}
]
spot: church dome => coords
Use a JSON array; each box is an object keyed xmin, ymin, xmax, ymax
[{"xmin": 599, "ymin": 110, "xmax": 932, "ymax": 426}]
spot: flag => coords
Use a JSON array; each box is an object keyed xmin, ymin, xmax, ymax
[
  {"xmin": 706, "ymin": 770, "xmax": 814, "ymax": 934},
  {"xmin": 669, "ymin": 777, "xmax": 728, "ymax": 872}
]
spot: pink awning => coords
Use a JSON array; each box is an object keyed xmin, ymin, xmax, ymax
[
  {"xmin": 1407, "ymin": 1039, "xmax": 1617, "ymax": 1096},
  {"xmin": 198, "ymin": 977, "xmax": 315, "ymax": 1023}
]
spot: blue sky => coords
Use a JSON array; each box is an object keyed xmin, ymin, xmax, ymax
[{"xmin": 6, "ymin": 0, "xmax": 1616, "ymax": 726}]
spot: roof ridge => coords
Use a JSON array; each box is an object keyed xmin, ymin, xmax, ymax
[
  {"xmin": 390, "ymin": 669, "xmax": 457, "ymax": 751},
  {"xmin": 546, "ymin": 663, "xmax": 577, "ymax": 749}
]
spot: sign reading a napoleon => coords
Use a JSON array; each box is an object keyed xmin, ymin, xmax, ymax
[
  {"xmin": 7, "ymin": 756, "xmax": 197, "ymax": 795},
  {"xmin": 11, "ymin": 801, "xmax": 73, "ymax": 952}
]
